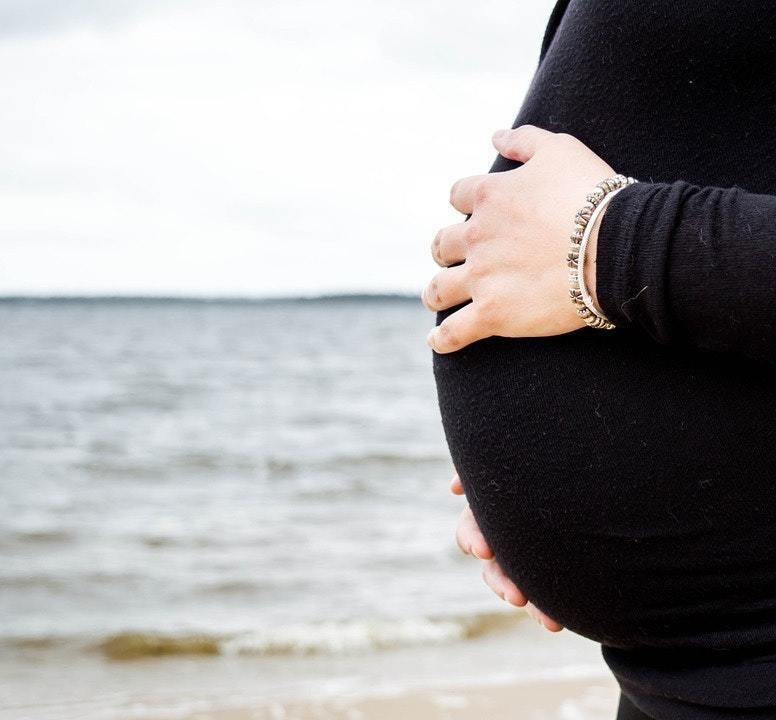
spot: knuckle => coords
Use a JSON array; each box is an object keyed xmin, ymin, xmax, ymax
[
  {"xmin": 473, "ymin": 178, "xmax": 493, "ymax": 206},
  {"xmin": 554, "ymin": 131, "xmax": 578, "ymax": 149},
  {"xmin": 507, "ymin": 126, "xmax": 525, "ymax": 145},
  {"xmin": 423, "ymin": 278, "xmax": 439, "ymax": 310},
  {"xmin": 422, "ymin": 277, "xmax": 441, "ymax": 311},
  {"xmin": 421, "ymin": 284, "xmax": 431, "ymax": 310},
  {"xmin": 476, "ymin": 296, "xmax": 501, "ymax": 328},
  {"xmin": 477, "ymin": 293, "xmax": 497, "ymax": 315},
  {"xmin": 431, "ymin": 228, "xmax": 443, "ymax": 258},
  {"xmin": 429, "ymin": 277, "xmax": 443, "ymax": 308},
  {"xmin": 466, "ymin": 259, "xmax": 486, "ymax": 282},
  {"xmin": 462, "ymin": 221, "xmax": 483, "ymax": 246},
  {"xmin": 436, "ymin": 322, "xmax": 457, "ymax": 351}
]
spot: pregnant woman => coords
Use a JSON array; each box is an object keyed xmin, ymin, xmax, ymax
[{"xmin": 422, "ymin": 1, "xmax": 776, "ymax": 718}]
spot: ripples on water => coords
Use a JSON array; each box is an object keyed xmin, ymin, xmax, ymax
[
  {"xmin": 0, "ymin": 297, "xmax": 501, "ymax": 657},
  {"xmin": 0, "ymin": 298, "xmax": 618, "ymax": 720}
]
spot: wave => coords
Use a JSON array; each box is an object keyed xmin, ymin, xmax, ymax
[
  {"xmin": 264, "ymin": 450, "xmax": 448, "ymax": 476},
  {"xmin": 222, "ymin": 611, "xmax": 523, "ymax": 657},
  {"xmin": 0, "ymin": 529, "xmax": 75, "ymax": 549},
  {"xmin": 97, "ymin": 633, "xmax": 221, "ymax": 660},
  {"xmin": 1, "ymin": 570, "xmax": 144, "ymax": 590},
  {"xmin": 1, "ymin": 611, "xmax": 526, "ymax": 661},
  {"xmin": 11, "ymin": 529, "xmax": 74, "ymax": 544}
]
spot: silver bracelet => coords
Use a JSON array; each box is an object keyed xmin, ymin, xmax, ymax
[
  {"xmin": 568, "ymin": 174, "xmax": 638, "ymax": 329},
  {"xmin": 578, "ymin": 185, "xmax": 629, "ymax": 322}
]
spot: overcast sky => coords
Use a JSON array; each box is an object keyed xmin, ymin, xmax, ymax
[{"xmin": 0, "ymin": 0, "xmax": 555, "ymax": 297}]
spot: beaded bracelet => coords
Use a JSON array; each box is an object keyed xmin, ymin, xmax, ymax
[{"xmin": 567, "ymin": 174, "xmax": 638, "ymax": 329}]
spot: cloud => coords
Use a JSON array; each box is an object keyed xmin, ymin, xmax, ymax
[
  {"xmin": 0, "ymin": 0, "xmax": 556, "ymax": 296},
  {"xmin": 0, "ymin": 0, "xmax": 151, "ymax": 36}
]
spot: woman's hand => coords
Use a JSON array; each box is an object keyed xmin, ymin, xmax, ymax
[
  {"xmin": 451, "ymin": 474, "xmax": 563, "ymax": 632},
  {"xmin": 423, "ymin": 125, "xmax": 615, "ymax": 353}
]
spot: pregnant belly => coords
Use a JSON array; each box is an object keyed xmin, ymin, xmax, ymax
[{"xmin": 432, "ymin": 324, "xmax": 776, "ymax": 650}]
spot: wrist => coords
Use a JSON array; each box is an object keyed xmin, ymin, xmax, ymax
[
  {"xmin": 583, "ymin": 204, "xmax": 606, "ymax": 315},
  {"xmin": 569, "ymin": 174, "xmax": 636, "ymax": 330}
]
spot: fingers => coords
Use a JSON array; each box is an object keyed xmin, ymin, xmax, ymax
[
  {"xmin": 449, "ymin": 174, "xmax": 492, "ymax": 215},
  {"xmin": 537, "ymin": 611, "xmax": 564, "ymax": 633},
  {"xmin": 455, "ymin": 504, "xmax": 494, "ymax": 560},
  {"xmin": 450, "ymin": 467, "xmax": 564, "ymax": 633},
  {"xmin": 525, "ymin": 602, "xmax": 565, "ymax": 632},
  {"xmin": 421, "ymin": 264, "xmax": 471, "ymax": 313},
  {"xmin": 426, "ymin": 302, "xmax": 492, "ymax": 354},
  {"xmin": 491, "ymin": 124, "xmax": 557, "ymax": 163},
  {"xmin": 449, "ymin": 474, "xmax": 464, "ymax": 495},
  {"xmin": 431, "ymin": 222, "xmax": 469, "ymax": 267},
  {"xmin": 481, "ymin": 559, "xmax": 564, "ymax": 631},
  {"xmin": 452, "ymin": 493, "xmax": 565, "ymax": 632},
  {"xmin": 525, "ymin": 602, "xmax": 541, "ymax": 623},
  {"xmin": 448, "ymin": 125, "xmax": 557, "ymax": 214},
  {"xmin": 481, "ymin": 558, "xmax": 527, "ymax": 607}
]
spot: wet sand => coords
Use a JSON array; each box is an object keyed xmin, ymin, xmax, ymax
[{"xmin": 2, "ymin": 619, "xmax": 620, "ymax": 720}]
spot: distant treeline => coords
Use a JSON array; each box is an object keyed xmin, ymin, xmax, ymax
[{"xmin": 0, "ymin": 293, "xmax": 420, "ymax": 305}]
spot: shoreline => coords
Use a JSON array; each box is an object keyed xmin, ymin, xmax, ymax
[{"xmin": 2, "ymin": 622, "xmax": 618, "ymax": 720}]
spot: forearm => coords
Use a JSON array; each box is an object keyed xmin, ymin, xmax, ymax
[{"xmin": 591, "ymin": 180, "xmax": 776, "ymax": 364}]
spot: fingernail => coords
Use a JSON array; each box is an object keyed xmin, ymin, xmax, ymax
[
  {"xmin": 492, "ymin": 129, "xmax": 508, "ymax": 142},
  {"xmin": 426, "ymin": 329, "xmax": 435, "ymax": 348}
]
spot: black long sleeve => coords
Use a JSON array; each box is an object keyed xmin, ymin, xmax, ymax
[
  {"xmin": 432, "ymin": 1, "xmax": 776, "ymax": 716},
  {"xmin": 596, "ymin": 180, "xmax": 776, "ymax": 364}
]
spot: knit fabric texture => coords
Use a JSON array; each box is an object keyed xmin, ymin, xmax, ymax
[{"xmin": 432, "ymin": 1, "xmax": 776, "ymax": 717}]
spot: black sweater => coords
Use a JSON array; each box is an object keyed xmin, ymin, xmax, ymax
[{"xmin": 432, "ymin": 1, "xmax": 776, "ymax": 717}]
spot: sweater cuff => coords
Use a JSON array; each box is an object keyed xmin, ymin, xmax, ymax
[{"xmin": 594, "ymin": 180, "xmax": 663, "ymax": 332}]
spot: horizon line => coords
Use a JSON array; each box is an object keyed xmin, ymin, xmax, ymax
[{"xmin": 0, "ymin": 292, "xmax": 422, "ymax": 303}]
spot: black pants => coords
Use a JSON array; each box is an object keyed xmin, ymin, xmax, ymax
[{"xmin": 617, "ymin": 693, "xmax": 655, "ymax": 720}]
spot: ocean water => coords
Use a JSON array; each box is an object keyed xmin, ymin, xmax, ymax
[{"xmin": 0, "ymin": 298, "xmax": 610, "ymax": 719}]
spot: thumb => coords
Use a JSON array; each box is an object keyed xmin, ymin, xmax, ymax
[{"xmin": 492, "ymin": 124, "xmax": 556, "ymax": 162}]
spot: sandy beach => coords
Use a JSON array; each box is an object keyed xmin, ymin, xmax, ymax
[
  {"xmin": 158, "ymin": 677, "xmax": 620, "ymax": 720},
  {"xmin": 2, "ymin": 613, "xmax": 619, "ymax": 720}
]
